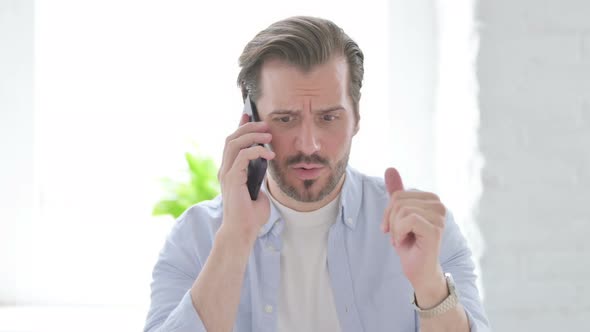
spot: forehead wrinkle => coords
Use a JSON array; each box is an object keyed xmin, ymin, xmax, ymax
[{"xmin": 293, "ymin": 88, "xmax": 321, "ymax": 97}]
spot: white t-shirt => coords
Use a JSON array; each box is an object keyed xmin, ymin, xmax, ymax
[{"xmin": 267, "ymin": 191, "xmax": 342, "ymax": 332}]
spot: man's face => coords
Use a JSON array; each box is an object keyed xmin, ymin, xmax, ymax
[{"xmin": 256, "ymin": 56, "xmax": 359, "ymax": 203}]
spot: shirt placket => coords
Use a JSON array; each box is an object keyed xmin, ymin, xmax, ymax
[
  {"xmin": 327, "ymin": 221, "xmax": 364, "ymax": 332},
  {"xmin": 255, "ymin": 225, "xmax": 282, "ymax": 332}
]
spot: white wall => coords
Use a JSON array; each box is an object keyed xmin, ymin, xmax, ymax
[
  {"xmin": 478, "ymin": 0, "xmax": 590, "ymax": 330},
  {"xmin": 0, "ymin": 0, "xmax": 35, "ymax": 305}
]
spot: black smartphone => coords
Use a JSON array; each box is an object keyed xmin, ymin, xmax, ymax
[{"xmin": 243, "ymin": 94, "xmax": 268, "ymax": 200}]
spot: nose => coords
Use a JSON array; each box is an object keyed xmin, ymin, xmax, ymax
[{"xmin": 294, "ymin": 118, "xmax": 320, "ymax": 155}]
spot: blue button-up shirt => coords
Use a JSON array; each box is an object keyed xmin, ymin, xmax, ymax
[{"xmin": 144, "ymin": 167, "xmax": 490, "ymax": 332}]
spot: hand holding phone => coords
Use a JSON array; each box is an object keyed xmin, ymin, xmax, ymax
[
  {"xmin": 243, "ymin": 95, "xmax": 268, "ymax": 200},
  {"xmin": 216, "ymin": 95, "xmax": 274, "ymax": 243}
]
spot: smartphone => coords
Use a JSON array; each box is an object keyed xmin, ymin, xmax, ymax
[{"xmin": 243, "ymin": 94, "xmax": 268, "ymax": 200}]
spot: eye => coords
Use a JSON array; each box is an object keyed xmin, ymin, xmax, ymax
[
  {"xmin": 277, "ymin": 116, "xmax": 293, "ymax": 123},
  {"xmin": 322, "ymin": 114, "xmax": 337, "ymax": 121}
]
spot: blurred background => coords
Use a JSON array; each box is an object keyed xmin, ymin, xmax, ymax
[{"xmin": 0, "ymin": 0, "xmax": 588, "ymax": 330}]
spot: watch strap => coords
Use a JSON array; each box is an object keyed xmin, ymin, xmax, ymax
[{"xmin": 412, "ymin": 273, "xmax": 459, "ymax": 319}]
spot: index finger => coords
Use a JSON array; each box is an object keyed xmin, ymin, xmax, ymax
[{"xmin": 228, "ymin": 120, "xmax": 269, "ymax": 142}]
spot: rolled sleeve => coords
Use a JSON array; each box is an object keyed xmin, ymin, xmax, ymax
[
  {"xmin": 144, "ymin": 203, "xmax": 219, "ymax": 332},
  {"xmin": 440, "ymin": 211, "xmax": 491, "ymax": 331},
  {"xmin": 145, "ymin": 290, "xmax": 206, "ymax": 332}
]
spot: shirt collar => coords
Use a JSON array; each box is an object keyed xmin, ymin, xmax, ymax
[
  {"xmin": 257, "ymin": 181, "xmax": 283, "ymax": 238},
  {"xmin": 257, "ymin": 166, "xmax": 362, "ymax": 238},
  {"xmin": 338, "ymin": 166, "xmax": 362, "ymax": 230}
]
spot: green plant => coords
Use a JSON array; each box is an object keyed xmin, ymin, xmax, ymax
[{"xmin": 152, "ymin": 148, "xmax": 220, "ymax": 219}]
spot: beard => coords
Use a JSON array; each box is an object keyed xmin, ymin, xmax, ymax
[{"xmin": 268, "ymin": 149, "xmax": 349, "ymax": 203}]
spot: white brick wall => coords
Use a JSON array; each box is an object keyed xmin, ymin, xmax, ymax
[{"xmin": 477, "ymin": 0, "xmax": 590, "ymax": 330}]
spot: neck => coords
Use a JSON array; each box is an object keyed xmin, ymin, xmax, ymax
[{"xmin": 267, "ymin": 174, "xmax": 345, "ymax": 212}]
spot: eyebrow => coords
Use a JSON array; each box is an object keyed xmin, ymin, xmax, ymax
[{"xmin": 268, "ymin": 106, "xmax": 345, "ymax": 116}]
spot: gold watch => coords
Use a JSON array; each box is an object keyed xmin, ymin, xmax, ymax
[{"xmin": 412, "ymin": 272, "xmax": 458, "ymax": 319}]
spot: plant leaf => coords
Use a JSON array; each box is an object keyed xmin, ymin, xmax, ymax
[{"xmin": 152, "ymin": 148, "xmax": 220, "ymax": 220}]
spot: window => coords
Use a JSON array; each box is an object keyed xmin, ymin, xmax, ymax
[{"xmin": 1, "ymin": 0, "xmax": 482, "ymax": 329}]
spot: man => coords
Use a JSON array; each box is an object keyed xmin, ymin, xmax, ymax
[{"xmin": 144, "ymin": 16, "xmax": 490, "ymax": 332}]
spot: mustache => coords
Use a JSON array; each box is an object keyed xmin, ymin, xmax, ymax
[{"xmin": 286, "ymin": 153, "xmax": 329, "ymax": 166}]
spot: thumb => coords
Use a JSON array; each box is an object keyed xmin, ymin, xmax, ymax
[{"xmin": 384, "ymin": 167, "xmax": 404, "ymax": 196}]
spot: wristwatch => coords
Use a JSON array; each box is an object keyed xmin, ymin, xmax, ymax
[{"xmin": 412, "ymin": 272, "xmax": 458, "ymax": 319}]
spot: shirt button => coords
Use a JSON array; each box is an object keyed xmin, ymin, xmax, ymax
[
  {"xmin": 264, "ymin": 304, "xmax": 273, "ymax": 313},
  {"xmin": 346, "ymin": 218, "xmax": 353, "ymax": 226},
  {"xmin": 266, "ymin": 244, "xmax": 275, "ymax": 252}
]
